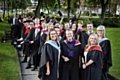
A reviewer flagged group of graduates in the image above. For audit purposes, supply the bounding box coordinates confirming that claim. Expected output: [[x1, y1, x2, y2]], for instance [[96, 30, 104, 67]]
[[9, 13, 112, 80]]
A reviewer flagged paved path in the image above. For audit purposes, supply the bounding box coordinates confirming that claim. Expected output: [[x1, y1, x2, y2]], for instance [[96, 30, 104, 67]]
[[18, 56, 39, 80]]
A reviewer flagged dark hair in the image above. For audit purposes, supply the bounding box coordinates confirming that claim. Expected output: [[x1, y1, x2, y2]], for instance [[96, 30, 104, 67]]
[[87, 22, 93, 25]]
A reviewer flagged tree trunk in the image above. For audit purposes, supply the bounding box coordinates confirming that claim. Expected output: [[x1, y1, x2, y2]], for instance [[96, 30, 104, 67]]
[[35, 0, 42, 18], [7, 0, 10, 19], [68, 0, 71, 20], [44, 0, 49, 15], [114, 4, 117, 17], [101, 5, 106, 20], [108, 0, 111, 17], [100, 0, 109, 21], [3, 0, 6, 18]]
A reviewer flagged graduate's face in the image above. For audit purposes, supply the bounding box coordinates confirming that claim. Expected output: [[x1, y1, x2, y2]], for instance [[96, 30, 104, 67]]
[[77, 23, 82, 29], [65, 23, 70, 29], [34, 18, 40, 24], [48, 24, 53, 30], [87, 24, 93, 31], [97, 30, 104, 36], [42, 22, 46, 28], [50, 31, 57, 41], [66, 30, 73, 40], [55, 28, 60, 36], [89, 35, 97, 45], [24, 23, 29, 28], [72, 24, 77, 31], [29, 22, 34, 28]]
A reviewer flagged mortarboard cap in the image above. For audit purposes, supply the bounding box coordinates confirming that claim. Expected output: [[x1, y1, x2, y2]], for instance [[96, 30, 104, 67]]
[[58, 11, 63, 16]]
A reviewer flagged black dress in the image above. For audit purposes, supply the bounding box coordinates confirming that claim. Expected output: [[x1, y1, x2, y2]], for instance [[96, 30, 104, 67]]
[[60, 40, 82, 80], [38, 40, 61, 80], [99, 37, 112, 80], [81, 46, 103, 80]]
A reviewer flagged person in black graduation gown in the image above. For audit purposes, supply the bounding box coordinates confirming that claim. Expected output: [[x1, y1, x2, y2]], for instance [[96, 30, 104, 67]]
[[38, 21, 48, 55], [76, 22, 95, 50], [97, 25, 112, 80], [25, 18, 41, 71], [54, 26, 63, 41], [61, 22, 71, 41], [81, 33, 103, 80], [71, 23, 78, 39], [60, 29, 82, 80], [76, 29, 89, 49], [38, 29, 61, 80], [21, 20, 34, 63]]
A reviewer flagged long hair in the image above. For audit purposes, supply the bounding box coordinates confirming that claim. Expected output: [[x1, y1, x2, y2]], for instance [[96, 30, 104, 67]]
[[87, 33, 99, 47], [46, 29, 58, 42]]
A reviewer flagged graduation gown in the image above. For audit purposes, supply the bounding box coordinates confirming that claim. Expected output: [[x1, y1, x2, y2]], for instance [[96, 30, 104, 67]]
[[60, 40, 82, 80], [23, 27, 31, 56], [27, 28, 41, 66], [81, 46, 103, 80], [99, 37, 112, 80], [38, 30, 48, 55], [38, 40, 61, 80], [76, 29, 89, 49]]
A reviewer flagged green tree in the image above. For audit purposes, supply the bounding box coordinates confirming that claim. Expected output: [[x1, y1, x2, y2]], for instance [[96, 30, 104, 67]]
[[83, 0, 110, 21]]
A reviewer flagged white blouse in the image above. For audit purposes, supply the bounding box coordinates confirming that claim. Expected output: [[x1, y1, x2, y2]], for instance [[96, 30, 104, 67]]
[[84, 51, 88, 63]]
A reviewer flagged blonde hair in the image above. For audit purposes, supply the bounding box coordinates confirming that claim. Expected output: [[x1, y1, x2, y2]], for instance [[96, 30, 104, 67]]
[[46, 29, 58, 42], [97, 25, 106, 36], [88, 33, 99, 46]]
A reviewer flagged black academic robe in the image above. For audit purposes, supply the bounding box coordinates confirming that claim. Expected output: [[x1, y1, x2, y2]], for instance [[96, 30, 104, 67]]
[[38, 41, 61, 80], [60, 40, 82, 80], [22, 27, 31, 56], [38, 31, 48, 55], [76, 29, 89, 49], [99, 38, 112, 80], [27, 28, 41, 66], [81, 46, 103, 80]]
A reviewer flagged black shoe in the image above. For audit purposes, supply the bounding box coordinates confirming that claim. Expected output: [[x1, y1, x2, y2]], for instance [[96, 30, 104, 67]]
[[26, 64, 31, 69], [31, 67, 37, 71]]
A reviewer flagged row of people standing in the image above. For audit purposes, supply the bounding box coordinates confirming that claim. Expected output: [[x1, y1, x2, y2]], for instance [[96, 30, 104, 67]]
[[9, 15, 112, 80]]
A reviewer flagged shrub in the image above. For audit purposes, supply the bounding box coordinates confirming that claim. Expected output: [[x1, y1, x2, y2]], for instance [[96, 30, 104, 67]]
[[103, 18, 120, 27], [89, 18, 103, 27], [103, 18, 113, 27], [82, 11, 89, 16]]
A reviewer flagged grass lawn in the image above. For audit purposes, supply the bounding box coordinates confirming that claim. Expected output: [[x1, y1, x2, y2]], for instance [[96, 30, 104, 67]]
[[106, 28, 120, 79], [0, 22, 120, 79], [0, 22, 20, 80]]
